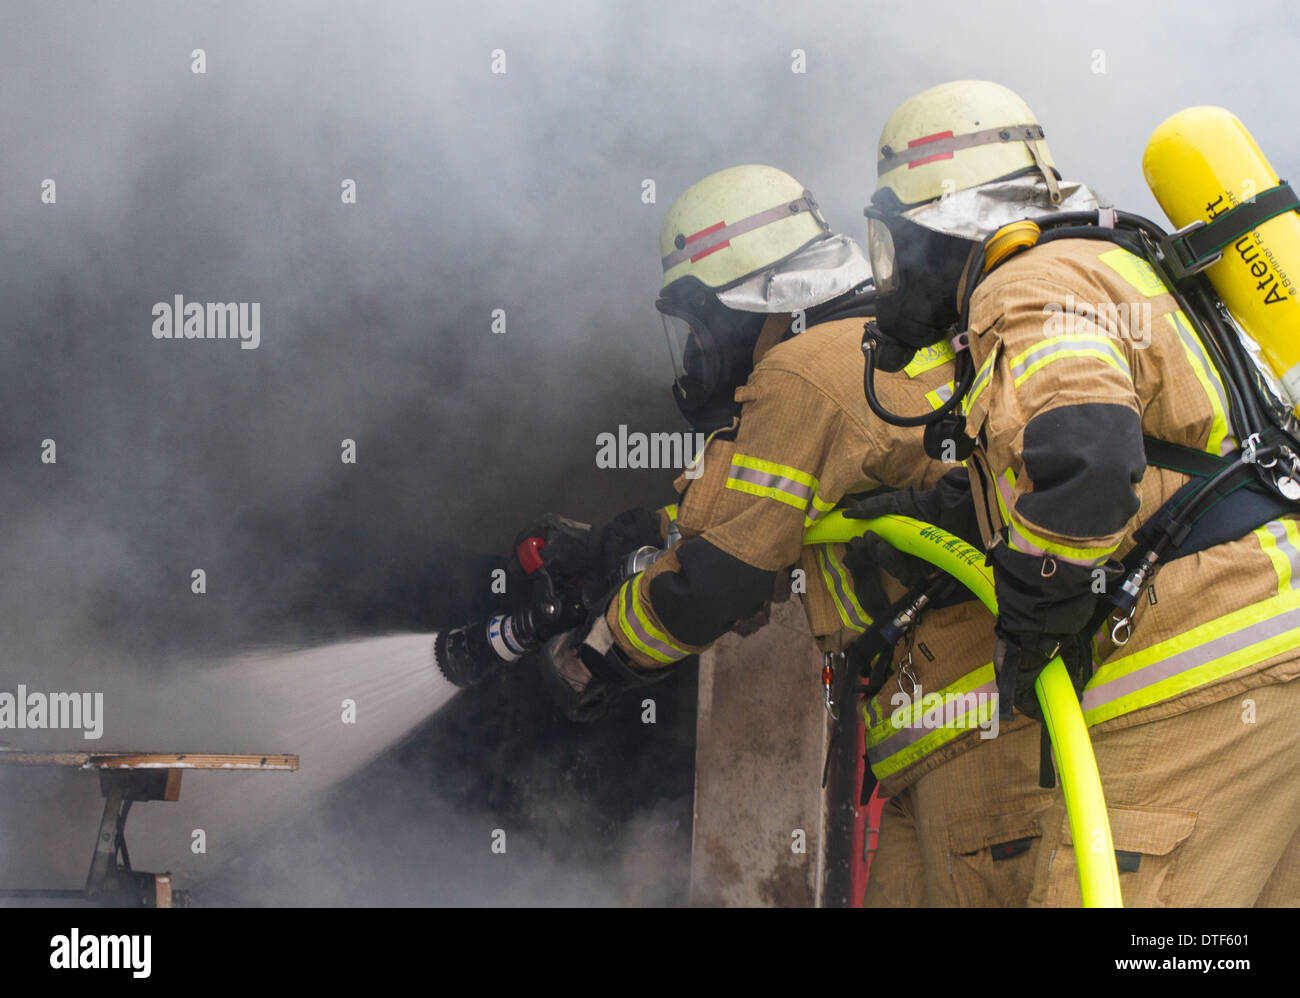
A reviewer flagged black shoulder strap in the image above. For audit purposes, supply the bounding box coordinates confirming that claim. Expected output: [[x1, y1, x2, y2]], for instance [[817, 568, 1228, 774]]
[[1162, 182, 1300, 281], [1142, 435, 1237, 478]]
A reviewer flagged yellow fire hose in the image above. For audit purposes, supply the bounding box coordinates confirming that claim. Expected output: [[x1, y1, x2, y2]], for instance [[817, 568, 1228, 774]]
[[804, 511, 1123, 908]]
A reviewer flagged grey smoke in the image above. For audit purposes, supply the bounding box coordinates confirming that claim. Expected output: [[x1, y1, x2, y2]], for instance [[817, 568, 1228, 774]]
[[1, 0, 1294, 904]]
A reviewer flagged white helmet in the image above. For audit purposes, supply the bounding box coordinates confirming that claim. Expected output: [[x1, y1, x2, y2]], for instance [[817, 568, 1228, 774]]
[[657, 165, 872, 432], [660, 164, 869, 312]]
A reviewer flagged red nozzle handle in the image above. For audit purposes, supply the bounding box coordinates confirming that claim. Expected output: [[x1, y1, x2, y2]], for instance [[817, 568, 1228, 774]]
[[515, 536, 546, 575]]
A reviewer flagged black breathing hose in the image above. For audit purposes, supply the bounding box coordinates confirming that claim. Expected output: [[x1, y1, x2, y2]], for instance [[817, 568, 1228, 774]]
[[861, 328, 974, 428]]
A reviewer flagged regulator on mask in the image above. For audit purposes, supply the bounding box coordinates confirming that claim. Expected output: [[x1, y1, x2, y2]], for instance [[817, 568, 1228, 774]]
[[863, 203, 977, 368], [859, 202, 980, 454]]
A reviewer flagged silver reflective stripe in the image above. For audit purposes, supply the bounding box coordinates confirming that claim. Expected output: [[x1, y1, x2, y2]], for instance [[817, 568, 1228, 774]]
[[1264, 521, 1300, 589], [878, 124, 1045, 173], [621, 581, 686, 662], [931, 382, 955, 404], [821, 547, 870, 631], [661, 196, 816, 272], [865, 678, 998, 764], [994, 470, 1108, 567], [1081, 604, 1300, 714], [1009, 337, 1129, 383], [727, 463, 814, 503], [1169, 312, 1236, 454]]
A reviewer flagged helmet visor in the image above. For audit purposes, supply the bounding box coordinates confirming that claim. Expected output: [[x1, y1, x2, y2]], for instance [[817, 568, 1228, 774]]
[[657, 301, 720, 403], [864, 209, 898, 296]]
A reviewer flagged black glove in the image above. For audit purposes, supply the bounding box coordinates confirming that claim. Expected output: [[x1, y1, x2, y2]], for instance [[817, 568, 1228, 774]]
[[536, 614, 676, 722], [512, 513, 595, 579], [989, 543, 1107, 720], [588, 507, 662, 585], [841, 469, 982, 614], [992, 624, 1092, 721]]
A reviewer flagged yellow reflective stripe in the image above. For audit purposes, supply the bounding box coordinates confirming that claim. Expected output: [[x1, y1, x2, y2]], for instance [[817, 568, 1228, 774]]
[[996, 468, 1115, 566], [816, 545, 871, 632], [925, 381, 956, 410], [663, 503, 679, 523], [725, 476, 806, 512], [1082, 585, 1300, 726], [960, 351, 997, 416], [903, 340, 957, 377], [1008, 335, 1131, 389], [1008, 516, 1115, 565], [726, 453, 833, 526], [860, 663, 998, 778], [1097, 247, 1170, 298], [993, 468, 1013, 523], [730, 453, 817, 489], [1167, 311, 1236, 457], [1254, 520, 1300, 594], [615, 579, 688, 664]]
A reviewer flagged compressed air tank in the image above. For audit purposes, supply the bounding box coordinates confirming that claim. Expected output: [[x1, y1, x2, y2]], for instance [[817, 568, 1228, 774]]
[[1143, 106, 1300, 410]]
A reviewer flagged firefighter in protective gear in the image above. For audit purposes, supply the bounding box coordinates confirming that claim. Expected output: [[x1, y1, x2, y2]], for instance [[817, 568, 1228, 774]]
[[544, 163, 1057, 906], [864, 80, 1300, 906]]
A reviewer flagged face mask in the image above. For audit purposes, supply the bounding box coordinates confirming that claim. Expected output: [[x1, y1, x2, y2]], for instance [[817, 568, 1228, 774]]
[[864, 210, 976, 354], [658, 293, 765, 434]]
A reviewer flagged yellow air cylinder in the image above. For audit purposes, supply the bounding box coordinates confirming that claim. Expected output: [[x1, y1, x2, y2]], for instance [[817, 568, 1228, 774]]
[[1143, 106, 1300, 410]]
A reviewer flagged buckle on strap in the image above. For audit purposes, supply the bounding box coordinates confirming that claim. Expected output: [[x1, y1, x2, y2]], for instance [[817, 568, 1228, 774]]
[[1159, 181, 1300, 282]]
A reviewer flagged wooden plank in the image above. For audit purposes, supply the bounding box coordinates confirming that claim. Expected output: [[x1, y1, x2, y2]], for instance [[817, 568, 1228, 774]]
[[0, 750, 299, 771], [163, 768, 183, 801]]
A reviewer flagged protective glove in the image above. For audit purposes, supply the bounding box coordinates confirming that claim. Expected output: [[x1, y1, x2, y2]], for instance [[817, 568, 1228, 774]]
[[989, 543, 1107, 720], [841, 469, 982, 614], [512, 513, 595, 580], [992, 624, 1092, 721], [588, 507, 662, 586], [536, 614, 677, 722]]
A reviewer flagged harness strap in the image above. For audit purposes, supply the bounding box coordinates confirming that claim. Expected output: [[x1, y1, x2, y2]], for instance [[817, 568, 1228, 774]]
[[1160, 182, 1300, 280]]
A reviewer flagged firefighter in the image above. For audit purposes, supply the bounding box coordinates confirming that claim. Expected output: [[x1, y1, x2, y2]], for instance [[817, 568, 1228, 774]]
[[855, 80, 1300, 906], [540, 164, 1056, 906]]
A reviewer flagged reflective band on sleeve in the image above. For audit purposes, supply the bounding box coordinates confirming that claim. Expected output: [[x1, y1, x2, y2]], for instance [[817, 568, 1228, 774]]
[[615, 579, 691, 665], [995, 468, 1115, 567], [1255, 520, 1300, 594], [1008, 335, 1131, 389], [1167, 311, 1237, 457], [961, 351, 997, 416], [660, 196, 817, 272], [1097, 248, 1170, 298], [815, 544, 871, 632], [860, 663, 998, 778], [725, 453, 834, 526], [1082, 585, 1300, 725], [903, 340, 957, 378], [925, 381, 956, 410], [664, 504, 679, 524]]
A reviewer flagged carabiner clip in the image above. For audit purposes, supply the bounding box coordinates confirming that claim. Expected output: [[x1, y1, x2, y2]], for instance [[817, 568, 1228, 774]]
[[1110, 613, 1132, 646], [1242, 433, 1263, 465], [896, 650, 919, 699]]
